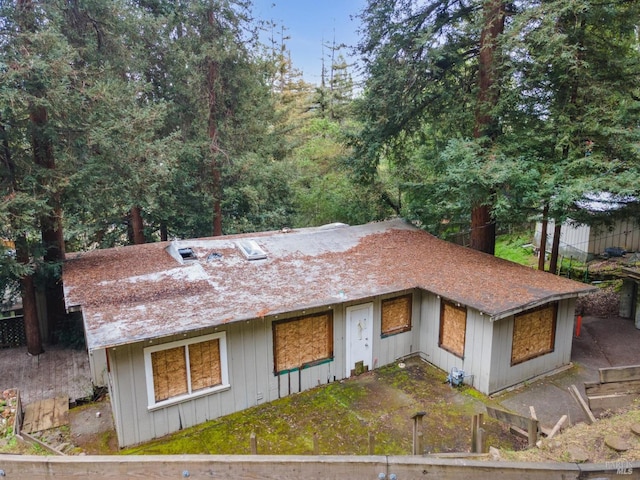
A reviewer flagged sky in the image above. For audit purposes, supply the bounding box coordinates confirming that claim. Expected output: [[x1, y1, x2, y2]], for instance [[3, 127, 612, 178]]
[[251, 0, 367, 85]]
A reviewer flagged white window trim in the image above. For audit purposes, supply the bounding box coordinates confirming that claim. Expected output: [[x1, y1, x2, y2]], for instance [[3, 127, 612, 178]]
[[144, 332, 229, 411]]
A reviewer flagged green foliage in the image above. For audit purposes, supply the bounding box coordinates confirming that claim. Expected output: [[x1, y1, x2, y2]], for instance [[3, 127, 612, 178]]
[[53, 314, 86, 350], [354, 0, 640, 243], [290, 117, 392, 227]]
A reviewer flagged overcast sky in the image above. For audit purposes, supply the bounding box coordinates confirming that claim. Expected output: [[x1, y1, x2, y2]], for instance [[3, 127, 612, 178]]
[[251, 0, 367, 85]]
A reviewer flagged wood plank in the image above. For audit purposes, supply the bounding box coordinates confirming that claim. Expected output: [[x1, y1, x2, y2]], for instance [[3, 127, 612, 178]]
[[53, 396, 69, 428], [17, 431, 66, 455], [21, 397, 69, 433], [599, 365, 640, 383], [485, 406, 537, 433], [509, 425, 529, 439], [568, 385, 596, 424], [0, 453, 595, 480], [588, 393, 637, 411], [21, 403, 37, 434], [585, 379, 640, 396], [38, 398, 56, 432], [546, 415, 567, 440]]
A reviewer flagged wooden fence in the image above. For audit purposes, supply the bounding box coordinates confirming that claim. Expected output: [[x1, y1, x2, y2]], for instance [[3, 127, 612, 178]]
[[0, 454, 637, 479]]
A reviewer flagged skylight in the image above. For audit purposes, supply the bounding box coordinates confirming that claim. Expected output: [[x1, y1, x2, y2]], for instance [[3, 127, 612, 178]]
[[236, 240, 267, 260], [178, 248, 197, 261]]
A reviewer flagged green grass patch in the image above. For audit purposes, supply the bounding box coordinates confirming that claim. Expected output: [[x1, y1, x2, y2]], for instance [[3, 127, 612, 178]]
[[495, 232, 538, 267]]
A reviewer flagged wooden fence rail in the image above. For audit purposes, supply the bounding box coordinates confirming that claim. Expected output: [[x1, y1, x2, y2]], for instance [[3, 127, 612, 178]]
[[0, 455, 636, 479]]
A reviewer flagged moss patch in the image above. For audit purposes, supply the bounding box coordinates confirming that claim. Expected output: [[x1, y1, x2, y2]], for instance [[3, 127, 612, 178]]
[[123, 358, 521, 456]]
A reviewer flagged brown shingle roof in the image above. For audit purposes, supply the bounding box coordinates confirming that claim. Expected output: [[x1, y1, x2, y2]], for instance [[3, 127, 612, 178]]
[[63, 219, 594, 350]]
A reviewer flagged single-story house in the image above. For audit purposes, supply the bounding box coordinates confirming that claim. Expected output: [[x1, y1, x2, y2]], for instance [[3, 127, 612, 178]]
[[62, 219, 594, 447], [535, 193, 640, 263]]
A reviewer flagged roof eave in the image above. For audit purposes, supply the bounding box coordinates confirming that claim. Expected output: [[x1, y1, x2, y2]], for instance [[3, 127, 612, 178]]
[[488, 288, 597, 322]]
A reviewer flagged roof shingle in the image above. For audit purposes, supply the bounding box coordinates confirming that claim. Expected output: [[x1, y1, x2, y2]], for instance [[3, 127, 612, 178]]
[[63, 219, 594, 350]]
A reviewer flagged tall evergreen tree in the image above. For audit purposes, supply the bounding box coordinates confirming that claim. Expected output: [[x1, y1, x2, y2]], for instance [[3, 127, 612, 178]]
[[354, 0, 504, 249], [499, 0, 640, 269], [1, 0, 81, 351], [354, 0, 640, 255]]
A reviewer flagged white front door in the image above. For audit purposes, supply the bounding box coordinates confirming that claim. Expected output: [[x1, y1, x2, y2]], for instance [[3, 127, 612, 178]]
[[345, 303, 374, 377]]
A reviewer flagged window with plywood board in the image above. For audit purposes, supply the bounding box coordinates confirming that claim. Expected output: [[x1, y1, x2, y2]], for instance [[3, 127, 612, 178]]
[[381, 294, 412, 337], [273, 312, 333, 374], [439, 300, 467, 358], [511, 303, 557, 365], [144, 332, 229, 409]]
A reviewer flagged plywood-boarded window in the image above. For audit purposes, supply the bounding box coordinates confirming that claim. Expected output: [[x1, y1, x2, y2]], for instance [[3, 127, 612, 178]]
[[189, 338, 222, 392], [511, 303, 557, 365], [151, 346, 188, 402], [439, 300, 467, 358], [273, 312, 333, 374], [381, 294, 412, 336], [144, 332, 228, 408]]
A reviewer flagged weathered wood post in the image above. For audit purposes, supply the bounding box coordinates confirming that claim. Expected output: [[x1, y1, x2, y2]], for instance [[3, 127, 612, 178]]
[[471, 415, 477, 452], [476, 413, 486, 453], [471, 413, 486, 453], [313, 432, 319, 455], [250, 432, 258, 454], [471, 413, 487, 453], [527, 417, 539, 449], [412, 411, 426, 455], [368, 432, 375, 455]]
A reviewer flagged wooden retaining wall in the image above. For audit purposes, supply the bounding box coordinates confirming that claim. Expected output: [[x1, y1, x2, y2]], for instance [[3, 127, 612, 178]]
[[0, 455, 637, 479], [585, 365, 640, 411]]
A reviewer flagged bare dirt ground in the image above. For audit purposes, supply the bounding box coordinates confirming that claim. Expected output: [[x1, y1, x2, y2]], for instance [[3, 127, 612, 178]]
[[32, 397, 118, 455]]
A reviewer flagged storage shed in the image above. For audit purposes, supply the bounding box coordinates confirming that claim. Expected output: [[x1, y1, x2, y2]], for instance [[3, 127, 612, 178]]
[[62, 219, 594, 447], [535, 193, 640, 262]]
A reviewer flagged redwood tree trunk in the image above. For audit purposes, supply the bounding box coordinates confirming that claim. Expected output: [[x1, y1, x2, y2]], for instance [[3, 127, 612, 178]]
[[549, 223, 562, 275], [31, 104, 67, 341], [130, 206, 146, 244], [212, 163, 223, 236], [16, 235, 43, 356], [41, 208, 66, 343], [470, 0, 505, 255], [160, 223, 168, 242], [538, 205, 549, 271], [469, 204, 496, 253], [473, 0, 505, 140]]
